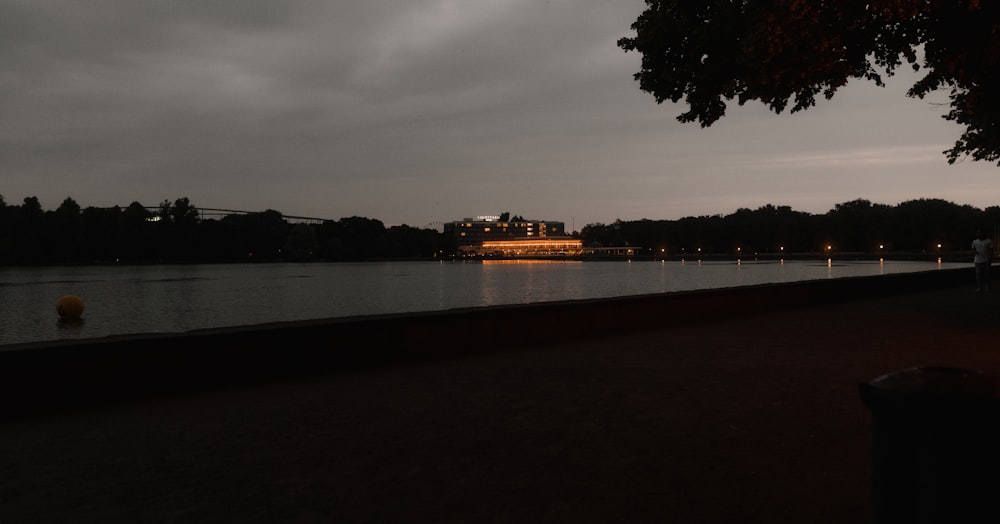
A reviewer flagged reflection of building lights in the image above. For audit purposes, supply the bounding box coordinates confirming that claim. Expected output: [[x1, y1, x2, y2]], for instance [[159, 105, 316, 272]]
[[482, 259, 582, 265]]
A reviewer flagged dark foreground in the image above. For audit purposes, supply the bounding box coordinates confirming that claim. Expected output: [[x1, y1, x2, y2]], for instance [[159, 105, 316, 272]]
[[2, 269, 999, 523]]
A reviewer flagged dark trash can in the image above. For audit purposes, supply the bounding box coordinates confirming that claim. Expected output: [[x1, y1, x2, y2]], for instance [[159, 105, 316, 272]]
[[860, 367, 1000, 523]]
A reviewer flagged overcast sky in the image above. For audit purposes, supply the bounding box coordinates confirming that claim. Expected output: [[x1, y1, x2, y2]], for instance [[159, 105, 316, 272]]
[[3, 0, 997, 231]]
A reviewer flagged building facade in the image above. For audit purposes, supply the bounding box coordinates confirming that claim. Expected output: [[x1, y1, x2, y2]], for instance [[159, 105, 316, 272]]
[[443, 216, 568, 246]]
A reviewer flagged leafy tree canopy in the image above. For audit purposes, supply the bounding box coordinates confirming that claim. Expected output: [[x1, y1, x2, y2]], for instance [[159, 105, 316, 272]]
[[618, 0, 1000, 164]]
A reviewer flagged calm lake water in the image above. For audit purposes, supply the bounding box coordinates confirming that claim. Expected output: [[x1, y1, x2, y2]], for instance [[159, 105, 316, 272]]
[[0, 259, 967, 347]]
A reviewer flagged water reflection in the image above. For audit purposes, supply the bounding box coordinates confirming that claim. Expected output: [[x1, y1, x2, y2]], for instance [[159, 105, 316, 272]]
[[56, 318, 85, 331], [480, 259, 580, 265], [0, 259, 969, 346]]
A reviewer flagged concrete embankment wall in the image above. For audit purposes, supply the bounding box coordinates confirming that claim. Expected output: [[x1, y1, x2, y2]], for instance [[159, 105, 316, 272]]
[[0, 267, 974, 417]]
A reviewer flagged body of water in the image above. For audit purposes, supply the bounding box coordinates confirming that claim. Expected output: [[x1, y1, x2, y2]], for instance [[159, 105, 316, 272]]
[[0, 259, 968, 347]]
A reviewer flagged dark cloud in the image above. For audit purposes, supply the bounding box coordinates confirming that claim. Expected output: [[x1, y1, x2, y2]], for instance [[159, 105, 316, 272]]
[[1, 0, 996, 228]]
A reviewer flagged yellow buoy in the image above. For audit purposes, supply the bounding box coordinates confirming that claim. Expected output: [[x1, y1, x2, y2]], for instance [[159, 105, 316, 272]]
[[56, 295, 85, 322]]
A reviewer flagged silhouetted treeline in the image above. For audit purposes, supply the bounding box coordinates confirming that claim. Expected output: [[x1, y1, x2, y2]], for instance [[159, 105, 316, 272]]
[[2, 195, 997, 265], [580, 199, 1000, 258], [0, 196, 453, 265]]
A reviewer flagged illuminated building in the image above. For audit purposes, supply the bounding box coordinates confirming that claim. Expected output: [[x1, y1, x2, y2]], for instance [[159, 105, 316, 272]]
[[459, 238, 584, 257], [445, 215, 639, 258], [444, 215, 575, 258], [443, 216, 567, 246]]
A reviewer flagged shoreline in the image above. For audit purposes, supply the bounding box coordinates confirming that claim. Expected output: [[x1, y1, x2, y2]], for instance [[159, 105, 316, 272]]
[[2, 266, 973, 353], [0, 253, 971, 267], [2, 266, 999, 522], [0, 266, 976, 418]]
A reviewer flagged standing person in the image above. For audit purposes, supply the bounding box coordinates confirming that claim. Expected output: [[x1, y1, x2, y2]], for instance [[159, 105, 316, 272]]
[[972, 229, 994, 292]]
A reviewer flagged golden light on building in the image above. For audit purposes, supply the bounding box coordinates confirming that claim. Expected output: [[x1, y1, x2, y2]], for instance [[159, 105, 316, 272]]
[[457, 235, 642, 258], [481, 240, 582, 249], [460, 238, 584, 257]]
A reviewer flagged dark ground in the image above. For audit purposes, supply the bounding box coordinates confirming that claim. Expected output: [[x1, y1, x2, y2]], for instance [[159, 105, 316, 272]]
[[2, 280, 1000, 523]]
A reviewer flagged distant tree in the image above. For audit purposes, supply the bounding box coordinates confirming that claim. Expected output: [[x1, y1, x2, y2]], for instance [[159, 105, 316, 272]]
[[0, 195, 10, 263], [619, 1, 1000, 164], [220, 210, 288, 260], [55, 197, 81, 216], [152, 197, 201, 261], [157, 199, 172, 222], [121, 201, 155, 262], [14, 197, 45, 264], [51, 197, 83, 262], [283, 223, 319, 261], [170, 197, 200, 228], [193, 218, 231, 262], [984, 206, 1000, 234], [722, 204, 815, 254], [384, 224, 443, 258], [889, 198, 979, 251], [580, 223, 608, 247], [21, 196, 42, 216], [316, 217, 387, 260], [823, 199, 893, 252], [80, 205, 121, 263], [0, 195, 451, 265], [124, 201, 152, 222]]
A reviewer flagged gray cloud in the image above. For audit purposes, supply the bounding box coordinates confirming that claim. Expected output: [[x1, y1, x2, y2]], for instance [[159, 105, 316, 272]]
[[1, 0, 996, 229]]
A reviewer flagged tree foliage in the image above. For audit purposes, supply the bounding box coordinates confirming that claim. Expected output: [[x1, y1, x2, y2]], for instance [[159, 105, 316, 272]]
[[0, 196, 446, 265], [618, 0, 1000, 164], [581, 198, 991, 256]]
